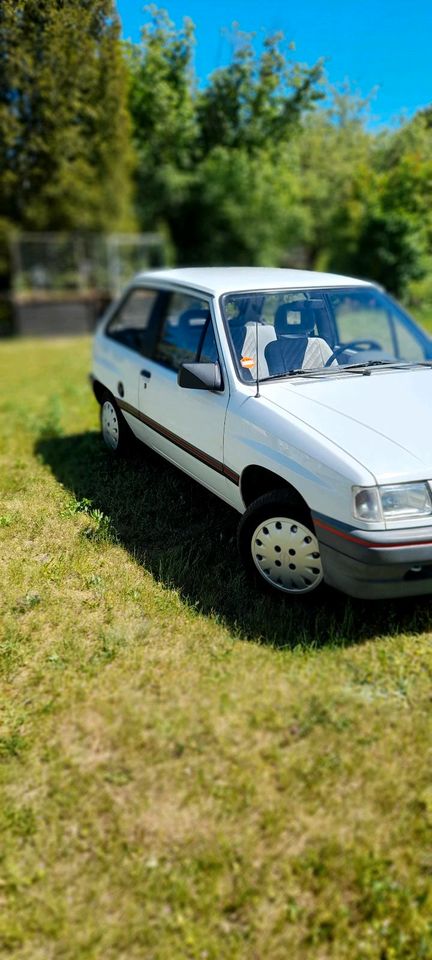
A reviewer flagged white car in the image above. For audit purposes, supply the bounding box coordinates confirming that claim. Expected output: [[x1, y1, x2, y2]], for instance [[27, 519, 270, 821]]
[[91, 267, 432, 600]]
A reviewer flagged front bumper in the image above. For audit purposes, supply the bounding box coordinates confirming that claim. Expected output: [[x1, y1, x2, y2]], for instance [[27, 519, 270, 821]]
[[313, 514, 432, 599]]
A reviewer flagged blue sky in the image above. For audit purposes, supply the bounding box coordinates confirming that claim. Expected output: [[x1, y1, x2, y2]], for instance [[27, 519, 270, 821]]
[[117, 0, 432, 127]]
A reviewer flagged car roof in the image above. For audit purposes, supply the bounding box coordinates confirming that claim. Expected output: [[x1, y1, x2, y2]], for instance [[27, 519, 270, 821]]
[[134, 266, 374, 297]]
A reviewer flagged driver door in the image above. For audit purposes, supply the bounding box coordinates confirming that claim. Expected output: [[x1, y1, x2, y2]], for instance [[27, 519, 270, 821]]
[[134, 289, 232, 501]]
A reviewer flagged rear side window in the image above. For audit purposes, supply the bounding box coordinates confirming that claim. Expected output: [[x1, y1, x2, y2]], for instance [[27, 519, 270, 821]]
[[154, 292, 211, 371], [106, 287, 158, 355]]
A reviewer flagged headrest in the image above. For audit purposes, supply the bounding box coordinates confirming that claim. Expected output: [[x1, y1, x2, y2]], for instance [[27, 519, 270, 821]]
[[274, 298, 325, 337], [275, 300, 316, 337]]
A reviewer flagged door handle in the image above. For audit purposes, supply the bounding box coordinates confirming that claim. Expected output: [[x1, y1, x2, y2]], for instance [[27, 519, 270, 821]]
[[140, 369, 151, 379]]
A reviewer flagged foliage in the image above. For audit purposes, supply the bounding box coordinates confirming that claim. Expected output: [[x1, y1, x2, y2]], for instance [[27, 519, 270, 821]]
[[196, 29, 323, 155], [2, 2, 432, 301], [168, 145, 307, 265], [321, 113, 432, 298], [344, 209, 425, 297], [127, 7, 197, 232], [128, 11, 432, 299], [295, 86, 374, 269], [0, 0, 135, 235], [129, 9, 324, 264]]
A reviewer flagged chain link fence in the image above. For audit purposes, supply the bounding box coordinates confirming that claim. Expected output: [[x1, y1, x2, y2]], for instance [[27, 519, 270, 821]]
[[9, 232, 165, 335]]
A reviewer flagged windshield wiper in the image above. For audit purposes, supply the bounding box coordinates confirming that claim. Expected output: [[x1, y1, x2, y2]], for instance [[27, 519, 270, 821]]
[[260, 368, 333, 382], [259, 358, 432, 383], [260, 364, 372, 382], [342, 359, 408, 370], [340, 359, 432, 374], [407, 360, 432, 367]]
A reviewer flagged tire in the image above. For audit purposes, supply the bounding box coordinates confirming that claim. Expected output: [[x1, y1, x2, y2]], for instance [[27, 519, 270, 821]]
[[237, 491, 324, 597], [100, 393, 135, 457]]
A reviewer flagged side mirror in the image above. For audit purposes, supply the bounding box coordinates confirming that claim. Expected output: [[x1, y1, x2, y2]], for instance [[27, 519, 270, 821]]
[[177, 362, 222, 391]]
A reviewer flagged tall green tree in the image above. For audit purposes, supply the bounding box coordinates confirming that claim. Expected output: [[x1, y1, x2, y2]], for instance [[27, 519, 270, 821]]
[[322, 112, 432, 298], [127, 7, 197, 235], [196, 29, 323, 155], [129, 9, 323, 264], [296, 85, 373, 269], [0, 0, 135, 234]]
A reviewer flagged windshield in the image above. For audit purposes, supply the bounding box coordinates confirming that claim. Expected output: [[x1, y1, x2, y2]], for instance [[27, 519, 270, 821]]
[[221, 286, 430, 382]]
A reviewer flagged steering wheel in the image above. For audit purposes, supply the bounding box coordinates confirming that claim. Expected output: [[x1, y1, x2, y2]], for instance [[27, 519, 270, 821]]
[[324, 338, 382, 367]]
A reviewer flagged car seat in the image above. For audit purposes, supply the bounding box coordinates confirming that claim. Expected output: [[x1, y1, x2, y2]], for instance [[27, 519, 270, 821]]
[[229, 315, 277, 380], [265, 301, 335, 375]]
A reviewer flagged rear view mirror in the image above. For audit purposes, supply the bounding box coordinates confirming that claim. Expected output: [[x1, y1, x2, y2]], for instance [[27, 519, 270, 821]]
[[177, 362, 222, 390]]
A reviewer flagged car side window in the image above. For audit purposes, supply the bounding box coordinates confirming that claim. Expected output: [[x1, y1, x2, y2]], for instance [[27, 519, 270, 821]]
[[393, 316, 425, 361], [154, 292, 211, 371], [106, 287, 159, 355]]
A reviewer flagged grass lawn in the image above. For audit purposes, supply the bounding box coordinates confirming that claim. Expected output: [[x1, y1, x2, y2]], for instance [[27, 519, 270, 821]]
[[2, 335, 432, 959]]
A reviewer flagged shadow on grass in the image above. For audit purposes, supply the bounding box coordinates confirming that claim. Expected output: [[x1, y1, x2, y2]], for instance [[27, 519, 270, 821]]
[[36, 431, 432, 650]]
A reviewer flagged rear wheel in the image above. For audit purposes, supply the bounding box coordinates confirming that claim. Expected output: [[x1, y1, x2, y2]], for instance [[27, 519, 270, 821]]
[[238, 491, 324, 597], [100, 394, 134, 456]]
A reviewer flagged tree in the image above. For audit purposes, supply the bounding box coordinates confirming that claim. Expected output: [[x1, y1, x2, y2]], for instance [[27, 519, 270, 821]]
[[322, 111, 432, 298], [128, 9, 323, 264], [127, 7, 197, 236], [295, 85, 374, 269], [196, 29, 323, 155], [347, 210, 425, 296], [172, 145, 307, 265], [0, 0, 135, 234]]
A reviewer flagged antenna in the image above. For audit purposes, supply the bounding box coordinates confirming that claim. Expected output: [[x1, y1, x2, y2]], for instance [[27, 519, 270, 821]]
[[255, 319, 260, 398]]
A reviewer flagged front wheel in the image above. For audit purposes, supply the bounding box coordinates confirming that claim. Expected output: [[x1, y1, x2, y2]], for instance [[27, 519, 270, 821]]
[[237, 492, 324, 597]]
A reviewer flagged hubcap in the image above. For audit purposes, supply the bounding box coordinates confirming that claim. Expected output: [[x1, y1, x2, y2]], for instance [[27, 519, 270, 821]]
[[251, 516, 323, 594], [101, 401, 119, 450]]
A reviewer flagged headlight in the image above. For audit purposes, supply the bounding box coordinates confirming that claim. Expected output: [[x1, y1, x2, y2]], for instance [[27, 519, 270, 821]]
[[353, 483, 432, 522], [380, 483, 432, 519]]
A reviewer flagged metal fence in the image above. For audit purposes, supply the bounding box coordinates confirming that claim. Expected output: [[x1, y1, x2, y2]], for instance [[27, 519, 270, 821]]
[[11, 232, 164, 299], [9, 231, 165, 335]]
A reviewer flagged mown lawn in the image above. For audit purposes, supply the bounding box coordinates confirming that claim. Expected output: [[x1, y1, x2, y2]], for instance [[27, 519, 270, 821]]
[[2, 335, 432, 959]]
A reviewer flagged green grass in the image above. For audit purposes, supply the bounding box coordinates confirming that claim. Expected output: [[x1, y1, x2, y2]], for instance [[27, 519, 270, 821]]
[[2, 336, 432, 958]]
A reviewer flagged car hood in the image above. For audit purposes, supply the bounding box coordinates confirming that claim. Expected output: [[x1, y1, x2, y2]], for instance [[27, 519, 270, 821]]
[[261, 367, 432, 484]]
